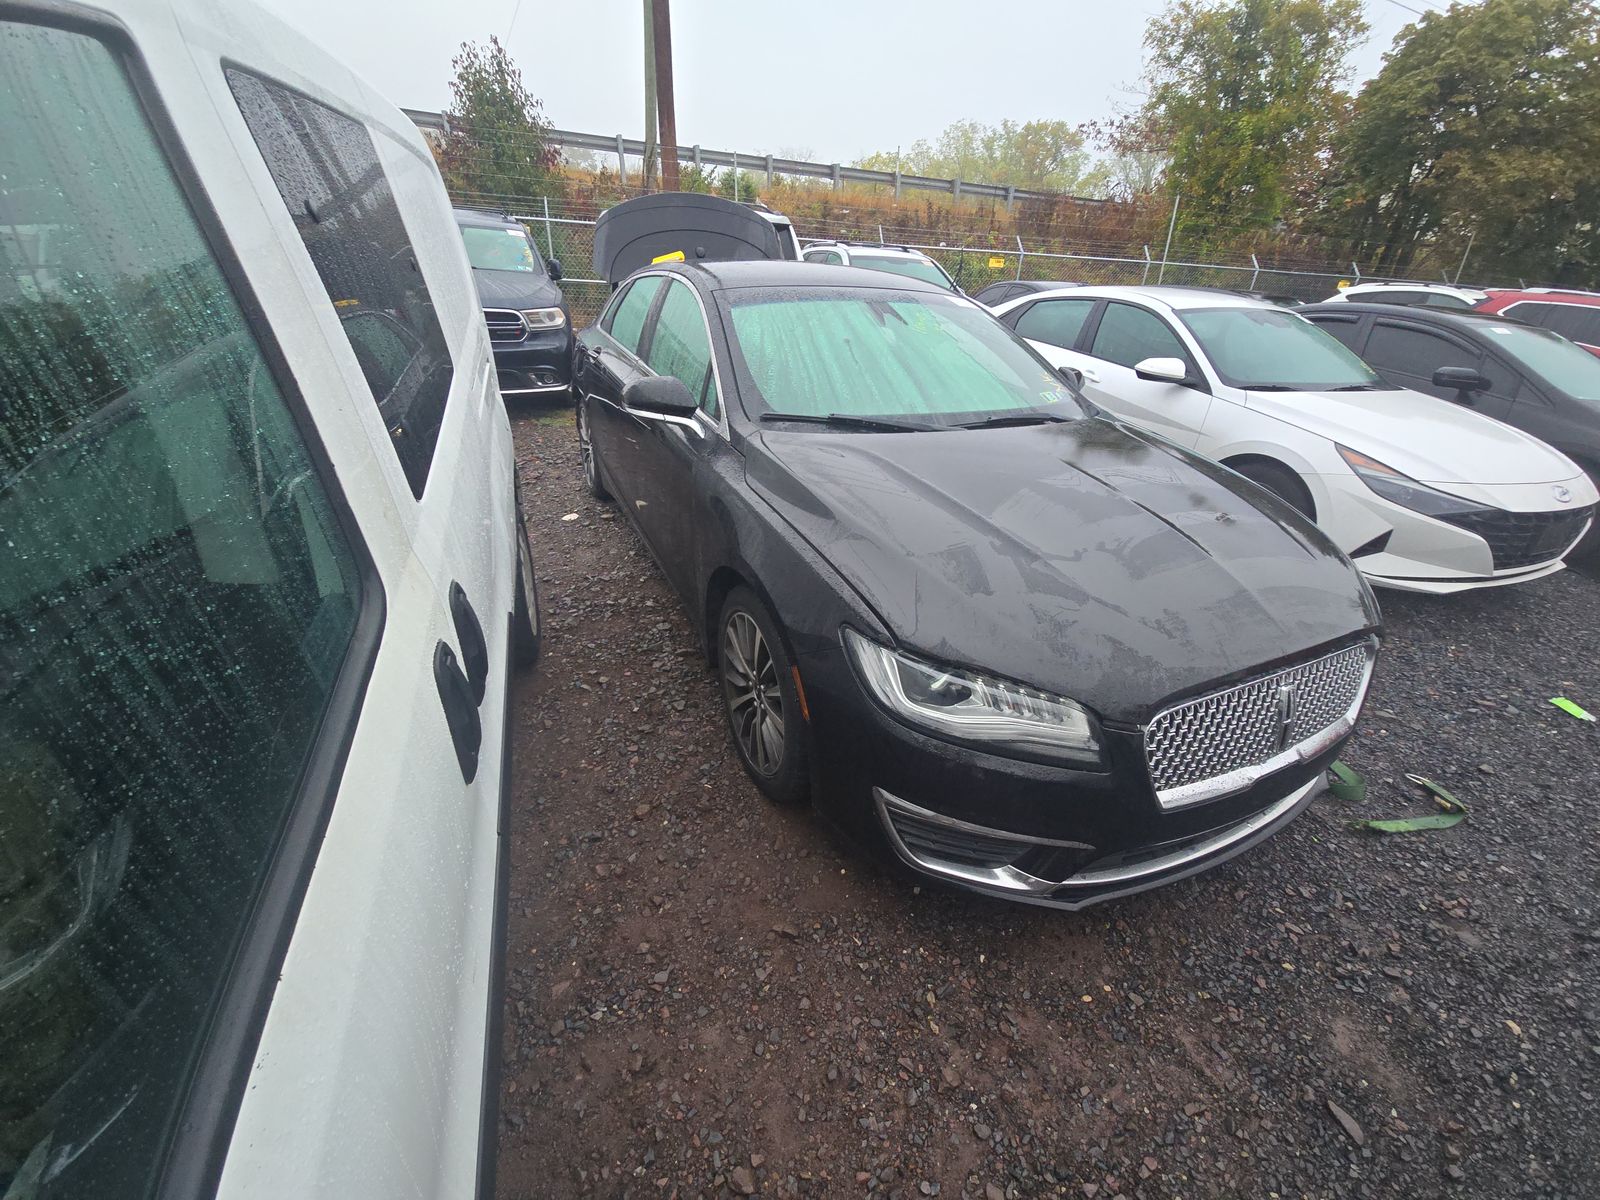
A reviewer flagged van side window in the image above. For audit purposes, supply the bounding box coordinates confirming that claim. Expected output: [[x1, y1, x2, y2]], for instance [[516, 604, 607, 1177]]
[[605, 275, 665, 354], [0, 22, 364, 1194], [226, 69, 454, 499]]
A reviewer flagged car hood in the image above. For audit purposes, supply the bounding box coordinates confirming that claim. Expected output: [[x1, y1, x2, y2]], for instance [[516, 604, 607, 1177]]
[[746, 420, 1377, 723], [470, 268, 563, 312], [1244, 387, 1579, 485]]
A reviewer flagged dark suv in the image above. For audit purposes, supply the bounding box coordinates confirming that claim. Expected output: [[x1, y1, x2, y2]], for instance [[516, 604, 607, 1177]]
[[453, 206, 573, 399], [1303, 301, 1600, 556]]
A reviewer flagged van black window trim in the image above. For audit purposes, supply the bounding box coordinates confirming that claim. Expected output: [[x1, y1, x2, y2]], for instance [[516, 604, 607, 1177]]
[[0, 10, 386, 1198]]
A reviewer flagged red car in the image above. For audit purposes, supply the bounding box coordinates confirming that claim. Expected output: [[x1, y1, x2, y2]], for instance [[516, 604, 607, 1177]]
[[1476, 289, 1600, 358]]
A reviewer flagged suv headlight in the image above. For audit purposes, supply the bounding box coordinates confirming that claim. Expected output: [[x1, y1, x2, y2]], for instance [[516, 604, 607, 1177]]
[[842, 628, 1103, 767], [1337, 445, 1491, 518], [520, 307, 567, 330]]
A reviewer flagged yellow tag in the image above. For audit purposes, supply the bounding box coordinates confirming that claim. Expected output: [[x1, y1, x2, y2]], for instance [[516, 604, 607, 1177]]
[[987, 256, 1006, 269], [651, 249, 686, 264], [333, 297, 360, 308], [1335, 279, 1351, 290]]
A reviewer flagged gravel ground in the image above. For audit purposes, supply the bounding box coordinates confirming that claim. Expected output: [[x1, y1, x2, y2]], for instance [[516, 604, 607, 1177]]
[[496, 404, 1600, 1200]]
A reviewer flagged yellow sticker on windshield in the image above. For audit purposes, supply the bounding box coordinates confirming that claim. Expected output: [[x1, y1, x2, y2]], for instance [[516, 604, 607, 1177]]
[[651, 250, 686, 264]]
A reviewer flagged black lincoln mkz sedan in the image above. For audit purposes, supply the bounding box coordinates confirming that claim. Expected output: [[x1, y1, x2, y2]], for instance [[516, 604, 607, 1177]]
[[574, 260, 1382, 908]]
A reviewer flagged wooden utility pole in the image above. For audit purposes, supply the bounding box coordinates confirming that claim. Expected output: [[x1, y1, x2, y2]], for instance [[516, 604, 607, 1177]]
[[651, 0, 679, 191], [641, 0, 658, 189]]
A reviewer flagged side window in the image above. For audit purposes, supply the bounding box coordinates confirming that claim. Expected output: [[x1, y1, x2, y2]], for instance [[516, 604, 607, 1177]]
[[605, 275, 665, 354], [646, 280, 718, 417], [1013, 298, 1097, 350], [1545, 305, 1600, 346], [804, 250, 843, 265], [1423, 293, 1473, 309], [1367, 291, 1427, 306], [1309, 316, 1366, 353], [1502, 301, 1551, 326], [1364, 323, 1475, 374], [1, 22, 363, 1195], [1477, 354, 1522, 402], [1090, 302, 1190, 370], [226, 70, 453, 500]]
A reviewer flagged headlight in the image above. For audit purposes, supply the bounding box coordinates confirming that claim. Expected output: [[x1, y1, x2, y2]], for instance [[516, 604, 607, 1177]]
[[520, 307, 567, 330], [1336, 445, 1490, 518], [841, 628, 1103, 767]]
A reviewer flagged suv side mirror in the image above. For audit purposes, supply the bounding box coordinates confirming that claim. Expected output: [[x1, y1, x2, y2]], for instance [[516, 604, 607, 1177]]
[[1432, 365, 1489, 395], [1134, 356, 1189, 384], [623, 375, 698, 417], [547, 257, 564, 282]]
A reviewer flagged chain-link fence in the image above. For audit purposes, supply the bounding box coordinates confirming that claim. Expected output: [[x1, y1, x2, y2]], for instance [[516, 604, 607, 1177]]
[[490, 197, 1452, 326]]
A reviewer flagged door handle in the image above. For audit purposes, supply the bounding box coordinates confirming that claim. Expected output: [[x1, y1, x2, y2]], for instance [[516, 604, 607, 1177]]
[[449, 581, 489, 705], [433, 641, 482, 783], [1080, 368, 1100, 383]]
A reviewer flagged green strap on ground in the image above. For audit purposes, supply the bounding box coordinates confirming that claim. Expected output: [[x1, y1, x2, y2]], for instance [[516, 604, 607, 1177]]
[[1326, 760, 1365, 803], [1550, 697, 1595, 722], [1349, 772, 1469, 834]]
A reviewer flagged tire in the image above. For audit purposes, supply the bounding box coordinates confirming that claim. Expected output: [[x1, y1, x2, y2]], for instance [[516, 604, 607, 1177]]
[[717, 587, 809, 805], [1231, 459, 1315, 521], [512, 505, 541, 670], [577, 395, 611, 501]]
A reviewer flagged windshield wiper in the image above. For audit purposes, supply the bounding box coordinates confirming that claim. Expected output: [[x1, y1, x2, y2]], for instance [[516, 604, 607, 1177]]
[[758, 412, 940, 432], [1242, 384, 1300, 391], [954, 412, 1072, 429], [1327, 383, 1385, 391]]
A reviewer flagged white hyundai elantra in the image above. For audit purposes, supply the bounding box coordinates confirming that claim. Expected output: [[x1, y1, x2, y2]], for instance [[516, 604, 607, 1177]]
[[993, 286, 1597, 593]]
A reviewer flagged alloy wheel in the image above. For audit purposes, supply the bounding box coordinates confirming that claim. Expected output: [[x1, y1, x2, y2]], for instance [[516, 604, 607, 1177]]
[[722, 610, 785, 776], [578, 400, 596, 489]]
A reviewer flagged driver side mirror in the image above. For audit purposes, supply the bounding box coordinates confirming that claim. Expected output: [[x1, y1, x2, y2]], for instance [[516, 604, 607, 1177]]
[[1058, 365, 1085, 389], [1432, 365, 1489, 395], [1134, 356, 1190, 385], [623, 375, 698, 417], [547, 257, 564, 282]]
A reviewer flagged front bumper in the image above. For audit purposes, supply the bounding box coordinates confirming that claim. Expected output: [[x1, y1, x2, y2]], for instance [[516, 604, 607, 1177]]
[[491, 327, 574, 396], [1318, 472, 1593, 592], [798, 637, 1363, 910], [876, 775, 1319, 910]]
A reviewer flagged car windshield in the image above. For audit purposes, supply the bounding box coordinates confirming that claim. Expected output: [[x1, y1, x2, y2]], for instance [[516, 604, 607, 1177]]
[[1181, 307, 1390, 390], [1481, 322, 1600, 401], [459, 223, 545, 274], [849, 254, 955, 290], [725, 288, 1086, 425]]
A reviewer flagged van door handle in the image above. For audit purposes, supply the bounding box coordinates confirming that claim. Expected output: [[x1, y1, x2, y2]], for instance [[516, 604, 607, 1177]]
[[449, 581, 489, 705], [434, 641, 482, 783]]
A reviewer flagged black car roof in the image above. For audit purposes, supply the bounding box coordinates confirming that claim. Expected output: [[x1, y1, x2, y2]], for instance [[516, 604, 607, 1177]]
[[1301, 302, 1524, 329], [669, 259, 951, 294], [453, 207, 523, 230]]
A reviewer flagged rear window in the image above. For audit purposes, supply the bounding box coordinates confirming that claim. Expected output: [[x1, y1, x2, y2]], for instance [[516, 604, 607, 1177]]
[[848, 254, 955, 290], [2, 22, 364, 1195], [227, 69, 454, 499]]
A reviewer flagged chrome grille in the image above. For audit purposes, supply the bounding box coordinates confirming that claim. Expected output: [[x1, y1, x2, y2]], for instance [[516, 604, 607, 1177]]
[[483, 308, 526, 343], [1144, 642, 1374, 809]]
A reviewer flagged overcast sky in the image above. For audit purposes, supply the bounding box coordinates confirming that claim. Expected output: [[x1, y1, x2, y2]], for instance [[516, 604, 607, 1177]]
[[253, 0, 1432, 164]]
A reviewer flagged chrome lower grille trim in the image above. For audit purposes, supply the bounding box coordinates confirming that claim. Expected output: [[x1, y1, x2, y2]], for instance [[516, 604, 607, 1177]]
[[1144, 639, 1375, 810], [874, 779, 1316, 900]]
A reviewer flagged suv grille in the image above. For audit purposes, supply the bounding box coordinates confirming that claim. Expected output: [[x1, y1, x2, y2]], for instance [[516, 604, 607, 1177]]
[[483, 308, 526, 343], [1144, 642, 1374, 809], [1440, 505, 1592, 570]]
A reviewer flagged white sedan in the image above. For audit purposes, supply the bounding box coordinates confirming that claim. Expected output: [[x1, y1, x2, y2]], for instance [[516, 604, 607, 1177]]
[[993, 286, 1597, 593]]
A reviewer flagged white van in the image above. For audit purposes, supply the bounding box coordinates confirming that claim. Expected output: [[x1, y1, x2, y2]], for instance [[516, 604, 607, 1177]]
[[0, 2, 537, 1197]]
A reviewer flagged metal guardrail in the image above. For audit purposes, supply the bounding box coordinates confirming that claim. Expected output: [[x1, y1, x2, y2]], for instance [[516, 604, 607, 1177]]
[[405, 109, 1106, 209]]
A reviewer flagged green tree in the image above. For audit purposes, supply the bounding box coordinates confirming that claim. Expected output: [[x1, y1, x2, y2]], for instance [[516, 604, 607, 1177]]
[[439, 37, 558, 203], [1133, 0, 1366, 243], [856, 119, 1108, 195], [718, 169, 759, 203], [1331, 0, 1600, 281]]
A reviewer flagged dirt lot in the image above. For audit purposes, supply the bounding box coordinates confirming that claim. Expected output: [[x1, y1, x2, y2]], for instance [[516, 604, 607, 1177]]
[[495, 404, 1600, 1200]]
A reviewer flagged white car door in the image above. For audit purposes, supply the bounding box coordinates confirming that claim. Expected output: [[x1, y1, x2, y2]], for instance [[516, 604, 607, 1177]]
[[1074, 301, 1214, 448]]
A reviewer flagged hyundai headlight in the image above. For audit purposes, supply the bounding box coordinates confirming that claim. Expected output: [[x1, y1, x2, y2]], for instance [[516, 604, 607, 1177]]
[[842, 628, 1103, 767], [520, 307, 567, 330], [1337, 445, 1491, 518]]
